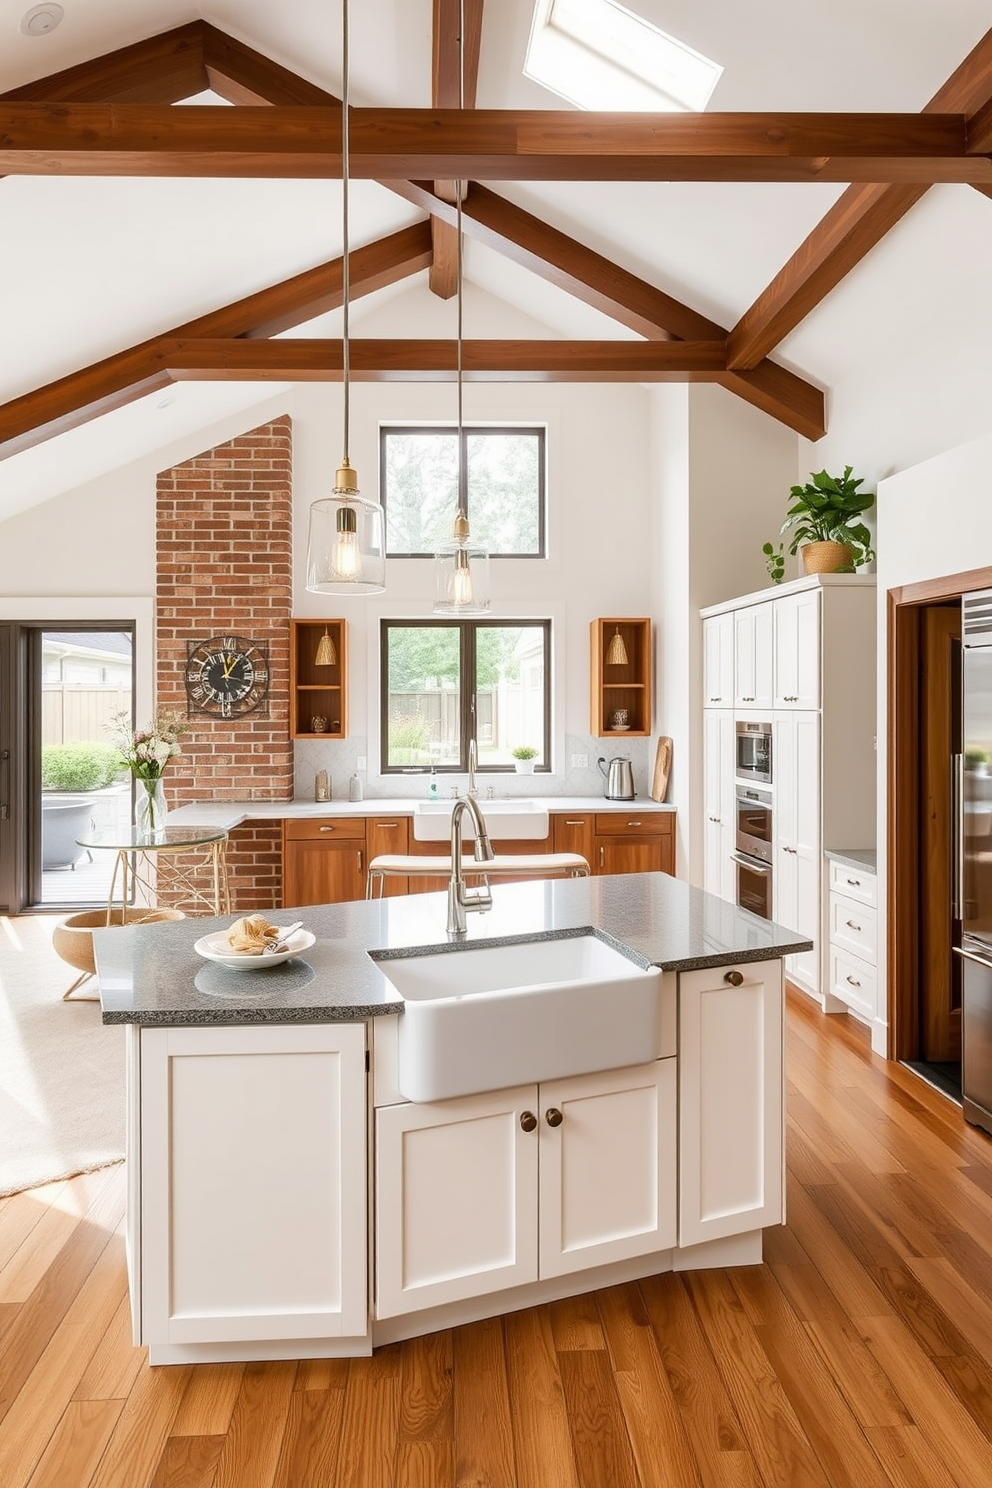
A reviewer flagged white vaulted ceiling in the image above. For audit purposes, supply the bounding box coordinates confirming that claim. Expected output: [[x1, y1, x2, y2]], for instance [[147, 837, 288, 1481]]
[[2, 0, 992, 515]]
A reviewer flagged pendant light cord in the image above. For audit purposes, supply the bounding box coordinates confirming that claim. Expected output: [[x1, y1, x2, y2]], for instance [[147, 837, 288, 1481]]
[[342, 0, 351, 465], [456, 0, 465, 519]]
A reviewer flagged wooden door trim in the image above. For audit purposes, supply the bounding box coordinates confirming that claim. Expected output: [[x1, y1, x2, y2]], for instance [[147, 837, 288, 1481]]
[[888, 562, 992, 1060]]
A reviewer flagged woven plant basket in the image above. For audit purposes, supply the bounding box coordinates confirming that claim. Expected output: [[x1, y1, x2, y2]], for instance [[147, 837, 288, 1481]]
[[801, 540, 854, 575], [53, 906, 185, 976]]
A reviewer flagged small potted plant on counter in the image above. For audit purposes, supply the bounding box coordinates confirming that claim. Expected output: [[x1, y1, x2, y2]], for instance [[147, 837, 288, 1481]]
[[511, 745, 538, 774], [763, 465, 875, 581]]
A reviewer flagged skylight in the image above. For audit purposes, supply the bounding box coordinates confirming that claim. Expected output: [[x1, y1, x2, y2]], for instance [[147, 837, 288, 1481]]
[[524, 0, 723, 112]]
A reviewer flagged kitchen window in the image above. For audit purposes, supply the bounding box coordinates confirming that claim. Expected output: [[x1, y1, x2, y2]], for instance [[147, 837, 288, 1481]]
[[380, 619, 551, 774], [380, 427, 546, 558]]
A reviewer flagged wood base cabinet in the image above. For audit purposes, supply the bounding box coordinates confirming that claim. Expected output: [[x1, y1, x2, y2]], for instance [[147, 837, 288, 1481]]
[[554, 811, 675, 877], [283, 817, 366, 907], [137, 1023, 368, 1353], [678, 960, 784, 1247], [375, 1059, 677, 1320]]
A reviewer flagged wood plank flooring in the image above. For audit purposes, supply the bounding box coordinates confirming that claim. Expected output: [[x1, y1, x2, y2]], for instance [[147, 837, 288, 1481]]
[[4, 988, 992, 1487]]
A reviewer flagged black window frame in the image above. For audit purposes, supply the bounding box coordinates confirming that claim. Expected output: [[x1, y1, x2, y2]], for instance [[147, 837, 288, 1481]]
[[379, 617, 552, 775], [379, 425, 547, 559]]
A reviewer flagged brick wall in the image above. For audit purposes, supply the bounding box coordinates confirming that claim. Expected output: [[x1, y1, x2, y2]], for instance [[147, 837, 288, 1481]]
[[155, 416, 293, 909]]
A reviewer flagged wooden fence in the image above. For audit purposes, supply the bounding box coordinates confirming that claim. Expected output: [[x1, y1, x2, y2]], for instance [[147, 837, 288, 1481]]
[[41, 687, 132, 746]]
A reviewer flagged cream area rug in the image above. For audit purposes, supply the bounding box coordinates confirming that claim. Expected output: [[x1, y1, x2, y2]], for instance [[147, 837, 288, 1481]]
[[0, 915, 124, 1197]]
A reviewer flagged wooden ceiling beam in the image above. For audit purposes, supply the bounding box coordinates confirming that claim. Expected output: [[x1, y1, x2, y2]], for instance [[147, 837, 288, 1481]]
[[430, 0, 484, 299], [0, 104, 986, 183], [728, 25, 992, 369], [199, 22, 339, 107], [0, 22, 207, 104], [0, 226, 433, 459]]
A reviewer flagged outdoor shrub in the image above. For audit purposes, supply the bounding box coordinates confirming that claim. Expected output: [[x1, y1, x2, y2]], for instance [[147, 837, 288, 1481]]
[[42, 742, 123, 792]]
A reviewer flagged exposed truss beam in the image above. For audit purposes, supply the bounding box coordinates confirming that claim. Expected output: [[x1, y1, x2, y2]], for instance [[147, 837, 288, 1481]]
[[0, 226, 434, 459], [727, 25, 992, 369], [1, 22, 207, 104], [0, 104, 986, 184], [430, 0, 484, 299]]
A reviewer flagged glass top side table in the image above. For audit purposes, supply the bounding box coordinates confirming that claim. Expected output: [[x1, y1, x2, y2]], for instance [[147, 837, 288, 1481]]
[[76, 825, 232, 921]]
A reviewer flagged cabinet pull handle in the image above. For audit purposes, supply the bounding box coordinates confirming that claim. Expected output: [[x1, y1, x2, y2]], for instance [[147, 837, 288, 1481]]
[[846, 974, 862, 988], [724, 969, 744, 987], [358, 851, 364, 874], [564, 819, 586, 826], [376, 822, 399, 829], [545, 1107, 563, 1128], [520, 1111, 537, 1133], [319, 825, 336, 833], [846, 877, 861, 887], [599, 846, 605, 869], [626, 820, 642, 827], [709, 695, 721, 702], [846, 919, 861, 931]]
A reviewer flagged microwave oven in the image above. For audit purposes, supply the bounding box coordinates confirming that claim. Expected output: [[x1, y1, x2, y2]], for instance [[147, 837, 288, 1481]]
[[736, 721, 772, 784]]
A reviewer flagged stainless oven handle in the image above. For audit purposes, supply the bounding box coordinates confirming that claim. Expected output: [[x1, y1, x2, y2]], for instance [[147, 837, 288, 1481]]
[[731, 852, 772, 876], [953, 944, 992, 972]]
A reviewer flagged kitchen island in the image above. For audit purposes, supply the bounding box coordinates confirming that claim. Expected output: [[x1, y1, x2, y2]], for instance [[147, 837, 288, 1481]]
[[96, 871, 811, 1365]]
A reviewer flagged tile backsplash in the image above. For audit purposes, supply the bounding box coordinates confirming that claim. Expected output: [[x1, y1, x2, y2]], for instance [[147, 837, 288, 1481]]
[[294, 734, 657, 803]]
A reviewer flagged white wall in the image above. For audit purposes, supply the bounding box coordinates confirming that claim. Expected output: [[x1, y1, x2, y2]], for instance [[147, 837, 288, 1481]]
[[649, 383, 799, 881]]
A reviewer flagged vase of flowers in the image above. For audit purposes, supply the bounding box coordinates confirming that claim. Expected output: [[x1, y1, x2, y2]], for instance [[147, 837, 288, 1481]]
[[110, 710, 188, 840]]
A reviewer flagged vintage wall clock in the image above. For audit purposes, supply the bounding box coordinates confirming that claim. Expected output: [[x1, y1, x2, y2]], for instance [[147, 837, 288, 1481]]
[[184, 635, 270, 719]]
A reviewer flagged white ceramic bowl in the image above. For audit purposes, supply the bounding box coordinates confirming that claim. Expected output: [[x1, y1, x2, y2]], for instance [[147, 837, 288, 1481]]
[[193, 927, 316, 972]]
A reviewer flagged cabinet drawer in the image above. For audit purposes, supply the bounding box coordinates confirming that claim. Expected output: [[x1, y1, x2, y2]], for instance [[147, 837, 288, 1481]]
[[829, 946, 876, 1021], [828, 859, 876, 908], [829, 893, 876, 964], [594, 813, 671, 837], [284, 816, 366, 842]]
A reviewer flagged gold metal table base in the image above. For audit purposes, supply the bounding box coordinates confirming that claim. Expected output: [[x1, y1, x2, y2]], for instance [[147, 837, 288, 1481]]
[[106, 838, 231, 919]]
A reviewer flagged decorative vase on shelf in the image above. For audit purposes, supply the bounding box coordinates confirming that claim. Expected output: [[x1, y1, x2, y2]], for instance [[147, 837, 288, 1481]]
[[135, 777, 168, 839]]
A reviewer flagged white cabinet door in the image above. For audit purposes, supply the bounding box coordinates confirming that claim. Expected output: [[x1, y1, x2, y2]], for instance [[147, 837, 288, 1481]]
[[703, 613, 734, 707], [774, 711, 821, 992], [703, 709, 736, 903], [734, 603, 774, 710], [538, 1061, 677, 1279], [141, 1023, 368, 1345], [375, 1085, 539, 1319], [774, 589, 821, 708], [678, 961, 784, 1247]]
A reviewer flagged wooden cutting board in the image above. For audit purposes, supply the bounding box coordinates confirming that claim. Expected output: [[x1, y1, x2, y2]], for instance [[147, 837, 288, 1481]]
[[649, 736, 672, 802]]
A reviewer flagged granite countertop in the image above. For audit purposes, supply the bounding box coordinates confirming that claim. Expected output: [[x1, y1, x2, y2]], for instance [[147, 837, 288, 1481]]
[[167, 796, 675, 831], [824, 847, 877, 874], [95, 872, 812, 1028]]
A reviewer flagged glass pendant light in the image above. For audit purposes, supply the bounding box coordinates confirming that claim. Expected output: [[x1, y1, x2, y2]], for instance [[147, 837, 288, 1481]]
[[433, 0, 491, 616], [306, 0, 385, 595]]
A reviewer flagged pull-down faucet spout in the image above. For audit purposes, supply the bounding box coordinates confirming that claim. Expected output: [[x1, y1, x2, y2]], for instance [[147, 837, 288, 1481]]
[[447, 794, 495, 936]]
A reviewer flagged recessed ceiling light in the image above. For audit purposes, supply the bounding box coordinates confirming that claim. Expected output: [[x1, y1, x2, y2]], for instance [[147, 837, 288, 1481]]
[[20, 4, 64, 37]]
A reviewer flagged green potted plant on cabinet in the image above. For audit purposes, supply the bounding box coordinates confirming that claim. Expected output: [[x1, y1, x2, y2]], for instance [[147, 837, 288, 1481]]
[[763, 465, 875, 582], [511, 745, 538, 774]]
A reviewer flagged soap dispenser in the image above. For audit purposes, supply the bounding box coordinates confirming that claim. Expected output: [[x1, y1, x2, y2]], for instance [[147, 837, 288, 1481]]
[[428, 767, 439, 801]]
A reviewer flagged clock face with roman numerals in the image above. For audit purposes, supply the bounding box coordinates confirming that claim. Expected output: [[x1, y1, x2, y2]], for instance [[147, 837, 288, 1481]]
[[184, 635, 270, 720]]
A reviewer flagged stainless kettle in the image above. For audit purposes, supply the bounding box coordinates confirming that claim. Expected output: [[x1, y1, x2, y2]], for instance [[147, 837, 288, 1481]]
[[598, 755, 635, 800]]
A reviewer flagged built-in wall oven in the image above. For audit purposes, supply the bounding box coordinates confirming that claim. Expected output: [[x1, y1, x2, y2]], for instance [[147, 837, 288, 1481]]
[[736, 720, 772, 784], [733, 782, 774, 919]]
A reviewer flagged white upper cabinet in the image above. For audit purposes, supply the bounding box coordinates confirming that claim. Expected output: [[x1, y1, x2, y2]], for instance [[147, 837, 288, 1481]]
[[774, 588, 821, 709], [703, 612, 734, 707], [734, 602, 774, 710]]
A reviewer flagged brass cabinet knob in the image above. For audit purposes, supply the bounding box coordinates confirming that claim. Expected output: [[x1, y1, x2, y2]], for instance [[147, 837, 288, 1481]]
[[724, 969, 744, 987], [545, 1107, 563, 1128], [520, 1111, 537, 1132]]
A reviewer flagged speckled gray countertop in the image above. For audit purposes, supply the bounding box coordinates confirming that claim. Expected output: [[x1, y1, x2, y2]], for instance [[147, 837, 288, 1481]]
[[95, 872, 812, 1028], [824, 847, 877, 874]]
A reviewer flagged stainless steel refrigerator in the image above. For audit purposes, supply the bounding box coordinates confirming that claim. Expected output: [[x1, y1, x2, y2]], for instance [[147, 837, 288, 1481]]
[[958, 588, 992, 1134]]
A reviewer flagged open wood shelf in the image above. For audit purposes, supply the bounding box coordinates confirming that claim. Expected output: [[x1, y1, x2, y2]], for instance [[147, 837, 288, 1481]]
[[590, 618, 652, 737], [290, 620, 348, 739]]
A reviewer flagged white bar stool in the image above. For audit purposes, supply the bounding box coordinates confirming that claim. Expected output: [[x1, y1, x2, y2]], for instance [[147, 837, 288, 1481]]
[[366, 852, 590, 899]]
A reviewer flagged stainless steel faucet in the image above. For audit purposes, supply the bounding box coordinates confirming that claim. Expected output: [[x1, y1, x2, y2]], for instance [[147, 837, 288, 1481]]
[[467, 737, 479, 797], [447, 794, 496, 935]]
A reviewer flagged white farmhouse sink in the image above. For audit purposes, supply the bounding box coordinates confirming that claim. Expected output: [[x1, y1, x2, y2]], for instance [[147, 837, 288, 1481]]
[[373, 933, 663, 1102], [412, 798, 549, 842]]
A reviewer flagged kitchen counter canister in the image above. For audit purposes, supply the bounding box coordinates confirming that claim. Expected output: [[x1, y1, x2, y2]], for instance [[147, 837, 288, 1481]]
[[95, 870, 811, 1028]]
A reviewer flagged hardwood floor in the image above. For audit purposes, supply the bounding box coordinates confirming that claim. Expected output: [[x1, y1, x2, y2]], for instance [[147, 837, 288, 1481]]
[[5, 988, 992, 1487]]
